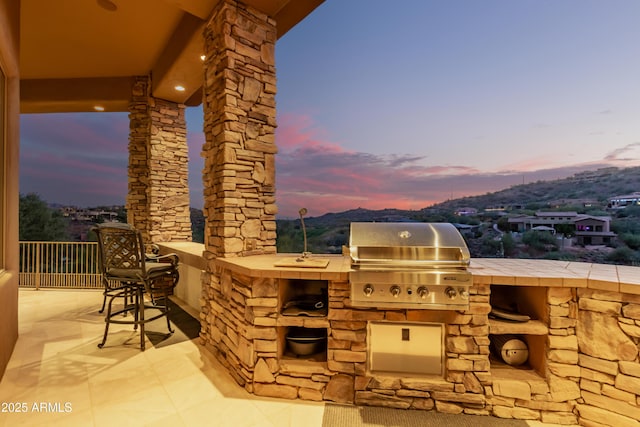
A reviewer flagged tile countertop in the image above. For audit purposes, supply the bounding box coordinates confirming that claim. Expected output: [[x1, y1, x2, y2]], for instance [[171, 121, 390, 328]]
[[213, 254, 640, 295]]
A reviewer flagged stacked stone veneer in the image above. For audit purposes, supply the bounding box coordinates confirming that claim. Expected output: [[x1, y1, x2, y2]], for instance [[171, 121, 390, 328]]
[[200, 0, 279, 360], [489, 286, 580, 425], [127, 76, 192, 243], [128, 76, 152, 240], [202, 270, 495, 412], [202, 265, 640, 426], [334, 282, 493, 414], [200, 0, 278, 259], [574, 288, 640, 426]]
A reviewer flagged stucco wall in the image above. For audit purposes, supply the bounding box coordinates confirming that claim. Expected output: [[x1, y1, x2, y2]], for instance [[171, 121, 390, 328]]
[[0, 0, 21, 379]]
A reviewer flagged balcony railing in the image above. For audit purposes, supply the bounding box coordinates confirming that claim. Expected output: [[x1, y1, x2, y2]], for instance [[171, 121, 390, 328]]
[[19, 241, 102, 290]]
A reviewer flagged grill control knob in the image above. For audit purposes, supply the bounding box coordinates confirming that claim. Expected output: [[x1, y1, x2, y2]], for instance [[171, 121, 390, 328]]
[[363, 284, 374, 297], [459, 288, 470, 300], [390, 285, 401, 298], [445, 287, 458, 299], [417, 286, 429, 299]]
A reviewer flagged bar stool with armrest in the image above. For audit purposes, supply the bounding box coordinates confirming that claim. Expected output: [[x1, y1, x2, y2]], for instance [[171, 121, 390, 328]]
[[93, 223, 179, 350]]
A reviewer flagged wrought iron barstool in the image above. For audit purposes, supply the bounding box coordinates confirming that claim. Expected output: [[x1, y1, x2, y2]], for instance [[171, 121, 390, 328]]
[[93, 223, 179, 350]]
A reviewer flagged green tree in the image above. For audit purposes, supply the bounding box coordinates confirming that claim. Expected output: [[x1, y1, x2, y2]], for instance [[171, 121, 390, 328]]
[[522, 230, 558, 252], [554, 223, 574, 237], [190, 208, 205, 243], [496, 216, 511, 233], [19, 193, 68, 241], [501, 233, 516, 256]]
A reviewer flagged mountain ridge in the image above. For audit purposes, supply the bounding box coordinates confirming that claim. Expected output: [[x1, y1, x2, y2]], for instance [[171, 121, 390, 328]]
[[300, 165, 638, 224]]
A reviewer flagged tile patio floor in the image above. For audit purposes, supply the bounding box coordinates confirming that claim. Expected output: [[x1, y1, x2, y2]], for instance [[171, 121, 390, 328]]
[[0, 290, 572, 427]]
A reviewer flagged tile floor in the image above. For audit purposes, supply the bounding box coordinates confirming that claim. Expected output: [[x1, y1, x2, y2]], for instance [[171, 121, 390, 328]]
[[0, 290, 571, 427]]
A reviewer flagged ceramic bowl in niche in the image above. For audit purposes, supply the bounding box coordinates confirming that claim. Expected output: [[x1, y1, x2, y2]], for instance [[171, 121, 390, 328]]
[[286, 328, 325, 356]]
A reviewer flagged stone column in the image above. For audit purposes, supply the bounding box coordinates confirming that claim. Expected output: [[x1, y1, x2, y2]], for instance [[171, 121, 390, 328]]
[[199, 0, 278, 372], [127, 76, 192, 243], [127, 77, 151, 241], [201, 0, 278, 259]]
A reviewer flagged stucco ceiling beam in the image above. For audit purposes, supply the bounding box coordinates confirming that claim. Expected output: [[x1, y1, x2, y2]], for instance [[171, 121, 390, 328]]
[[151, 13, 206, 105], [20, 77, 134, 113]]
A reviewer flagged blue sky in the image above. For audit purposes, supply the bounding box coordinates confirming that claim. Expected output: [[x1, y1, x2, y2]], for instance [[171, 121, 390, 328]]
[[20, 0, 640, 217]]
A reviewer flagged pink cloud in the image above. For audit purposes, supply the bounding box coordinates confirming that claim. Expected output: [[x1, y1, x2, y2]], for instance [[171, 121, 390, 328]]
[[20, 109, 640, 216], [274, 113, 479, 217], [277, 113, 352, 154], [274, 113, 634, 218]]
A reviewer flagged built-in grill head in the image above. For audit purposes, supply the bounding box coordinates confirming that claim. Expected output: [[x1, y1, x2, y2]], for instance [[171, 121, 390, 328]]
[[349, 222, 470, 269], [348, 222, 472, 310]]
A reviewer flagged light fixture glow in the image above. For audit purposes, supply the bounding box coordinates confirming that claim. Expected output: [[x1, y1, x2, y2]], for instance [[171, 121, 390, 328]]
[[93, 105, 105, 112], [174, 85, 186, 92], [200, 55, 206, 61]]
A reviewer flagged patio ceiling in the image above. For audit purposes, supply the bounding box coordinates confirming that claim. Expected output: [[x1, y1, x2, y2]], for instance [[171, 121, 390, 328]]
[[19, 0, 323, 113]]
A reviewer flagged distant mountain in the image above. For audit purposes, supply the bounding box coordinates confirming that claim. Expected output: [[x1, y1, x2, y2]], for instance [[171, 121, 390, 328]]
[[276, 166, 640, 261], [301, 166, 639, 224], [430, 166, 637, 213]]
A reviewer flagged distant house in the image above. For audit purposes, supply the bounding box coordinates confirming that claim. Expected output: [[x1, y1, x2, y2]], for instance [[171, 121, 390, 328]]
[[485, 205, 508, 212], [573, 216, 616, 246], [485, 204, 524, 212], [608, 192, 640, 209], [508, 212, 579, 232], [507, 211, 616, 246], [455, 207, 477, 216], [59, 206, 120, 222], [453, 223, 480, 237], [548, 198, 598, 208]]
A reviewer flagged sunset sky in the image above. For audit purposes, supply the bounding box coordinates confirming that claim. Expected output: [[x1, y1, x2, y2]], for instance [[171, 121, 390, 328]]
[[20, 0, 640, 218]]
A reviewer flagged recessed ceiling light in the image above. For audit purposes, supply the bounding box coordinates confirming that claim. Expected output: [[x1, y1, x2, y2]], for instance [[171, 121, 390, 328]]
[[97, 0, 117, 12], [200, 55, 206, 61], [174, 85, 186, 92], [93, 105, 105, 112]]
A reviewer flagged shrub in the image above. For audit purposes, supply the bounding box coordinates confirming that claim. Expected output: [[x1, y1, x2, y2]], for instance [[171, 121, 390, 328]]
[[544, 251, 577, 261], [522, 230, 558, 252], [619, 233, 640, 250], [606, 247, 639, 265]]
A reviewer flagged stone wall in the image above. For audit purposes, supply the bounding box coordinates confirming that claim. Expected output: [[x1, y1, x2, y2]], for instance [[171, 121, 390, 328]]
[[200, 0, 279, 360], [202, 268, 640, 426], [127, 76, 151, 241], [331, 283, 493, 414], [480, 286, 640, 426], [200, 266, 279, 387], [203, 270, 497, 414], [127, 76, 192, 243], [200, 0, 278, 259], [147, 97, 191, 242], [575, 288, 640, 426], [489, 287, 580, 425]]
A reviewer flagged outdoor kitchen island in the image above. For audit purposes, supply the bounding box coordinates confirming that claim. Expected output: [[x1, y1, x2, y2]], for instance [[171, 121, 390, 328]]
[[201, 254, 640, 426]]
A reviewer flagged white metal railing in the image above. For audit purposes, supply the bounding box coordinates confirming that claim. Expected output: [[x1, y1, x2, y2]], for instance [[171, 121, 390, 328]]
[[19, 241, 103, 290]]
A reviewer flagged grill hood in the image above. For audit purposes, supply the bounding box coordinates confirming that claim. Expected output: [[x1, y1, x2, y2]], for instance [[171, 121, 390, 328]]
[[349, 222, 470, 268], [348, 222, 472, 310]]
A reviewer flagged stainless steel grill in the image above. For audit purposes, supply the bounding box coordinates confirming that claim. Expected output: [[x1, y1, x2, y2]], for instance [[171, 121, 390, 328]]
[[349, 222, 472, 310]]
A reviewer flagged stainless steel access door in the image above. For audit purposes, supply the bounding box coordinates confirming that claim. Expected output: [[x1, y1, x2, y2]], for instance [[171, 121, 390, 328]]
[[368, 321, 444, 376]]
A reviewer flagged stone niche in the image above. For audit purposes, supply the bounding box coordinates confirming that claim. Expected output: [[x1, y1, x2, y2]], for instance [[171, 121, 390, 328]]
[[489, 285, 549, 375]]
